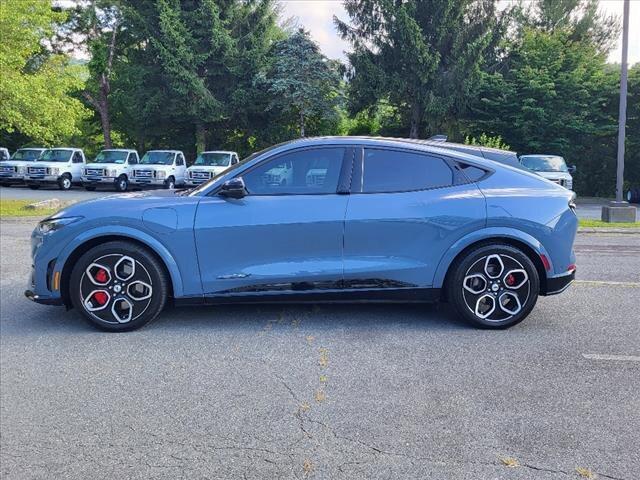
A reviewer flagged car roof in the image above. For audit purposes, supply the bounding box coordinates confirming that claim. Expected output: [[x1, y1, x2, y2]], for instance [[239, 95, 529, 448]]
[[520, 154, 563, 158], [18, 147, 46, 150], [101, 148, 137, 152], [201, 150, 235, 154], [145, 150, 182, 153]]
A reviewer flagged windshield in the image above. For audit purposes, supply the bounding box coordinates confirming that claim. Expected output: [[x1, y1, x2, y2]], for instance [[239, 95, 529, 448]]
[[140, 151, 174, 165], [94, 150, 128, 164], [520, 155, 568, 172], [39, 149, 73, 162], [10, 149, 42, 161], [194, 152, 231, 167]]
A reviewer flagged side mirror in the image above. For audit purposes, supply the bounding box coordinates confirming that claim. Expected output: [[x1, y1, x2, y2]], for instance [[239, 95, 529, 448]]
[[219, 177, 247, 199], [568, 165, 577, 174]]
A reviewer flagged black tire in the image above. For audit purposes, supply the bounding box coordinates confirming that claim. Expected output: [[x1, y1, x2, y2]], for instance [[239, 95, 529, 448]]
[[115, 175, 128, 192], [447, 243, 539, 329], [85, 186, 97, 191], [627, 187, 640, 204], [58, 174, 72, 191], [69, 241, 169, 332], [164, 176, 175, 190]]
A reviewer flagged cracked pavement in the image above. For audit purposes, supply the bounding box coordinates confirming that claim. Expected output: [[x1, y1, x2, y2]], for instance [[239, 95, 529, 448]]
[[1, 218, 639, 479]]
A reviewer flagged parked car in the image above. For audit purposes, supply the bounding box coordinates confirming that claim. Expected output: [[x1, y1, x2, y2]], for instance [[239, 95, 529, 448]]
[[185, 151, 239, 186], [520, 154, 575, 190], [0, 147, 46, 186], [82, 149, 139, 192], [24, 148, 86, 190], [130, 150, 187, 189], [412, 138, 528, 170], [0, 148, 9, 161], [25, 136, 578, 332]]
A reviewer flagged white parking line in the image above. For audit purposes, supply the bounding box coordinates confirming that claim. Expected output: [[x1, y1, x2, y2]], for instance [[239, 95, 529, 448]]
[[574, 280, 640, 287], [582, 354, 640, 362]]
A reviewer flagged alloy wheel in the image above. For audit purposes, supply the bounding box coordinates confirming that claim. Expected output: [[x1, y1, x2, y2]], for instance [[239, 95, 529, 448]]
[[461, 253, 530, 322], [80, 254, 153, 324]]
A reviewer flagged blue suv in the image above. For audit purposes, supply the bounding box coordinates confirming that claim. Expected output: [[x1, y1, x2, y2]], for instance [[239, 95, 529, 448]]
[[26, 137, 578, 331]]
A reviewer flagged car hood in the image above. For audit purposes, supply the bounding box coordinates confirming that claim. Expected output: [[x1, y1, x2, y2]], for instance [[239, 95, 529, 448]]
[[188, 166, 227, 173], [535, 171, 572, 180], [50, 189, 198, 220], [1, 161, 35, 167], [85, 163, 121, 169], [30, 162, 69, 169]]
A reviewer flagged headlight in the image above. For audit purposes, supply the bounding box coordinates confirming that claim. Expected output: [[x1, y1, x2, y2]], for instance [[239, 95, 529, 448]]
[[108, 169, 117, 177], [48, 168, 60, 176], [156, 171, 166, 179], [37, 216, 83, 235]]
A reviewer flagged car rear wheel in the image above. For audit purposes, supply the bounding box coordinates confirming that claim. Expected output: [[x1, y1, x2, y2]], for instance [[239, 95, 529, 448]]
[[58, 174, 72, 190], [447, 244, 539, 329], [69, 241, 169, 331]]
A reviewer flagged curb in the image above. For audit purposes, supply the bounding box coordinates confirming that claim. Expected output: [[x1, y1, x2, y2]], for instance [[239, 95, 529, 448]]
[[578, 227, 640, 234]]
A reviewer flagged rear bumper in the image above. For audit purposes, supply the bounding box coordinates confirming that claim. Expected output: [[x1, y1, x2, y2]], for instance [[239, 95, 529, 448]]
[[543, 270, 575, 295]]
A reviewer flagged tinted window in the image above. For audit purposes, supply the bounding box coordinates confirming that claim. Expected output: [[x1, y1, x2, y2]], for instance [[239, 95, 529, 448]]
[[456, 162, 487, 182], [128, 153, 138, 165], [177, 153, 185, 166], [243, 148, 345, 195], [73, 152, 83, 163], [362, 149, 453, 193]]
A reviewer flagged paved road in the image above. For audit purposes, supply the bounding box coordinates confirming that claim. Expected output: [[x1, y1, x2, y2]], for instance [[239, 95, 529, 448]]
[[1, 219, 639, 479]]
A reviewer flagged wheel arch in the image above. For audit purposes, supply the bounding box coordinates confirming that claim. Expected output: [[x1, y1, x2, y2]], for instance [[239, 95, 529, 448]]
[[435, 230, 549, 299], [58, 233, 180, 308]]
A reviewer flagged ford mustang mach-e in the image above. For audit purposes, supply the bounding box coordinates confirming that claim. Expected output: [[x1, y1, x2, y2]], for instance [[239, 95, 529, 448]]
[[26, 137, 577, 331]]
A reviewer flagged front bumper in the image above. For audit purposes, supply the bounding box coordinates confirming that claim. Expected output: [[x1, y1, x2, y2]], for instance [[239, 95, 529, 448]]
[[130, 177, 166, 186], [185, 179, 209, 186], [543, 269, 576, 295], [0, 175, 24, 184], [25, 289, 64, 306], [25, 175, 60, 183], [82, 176, 118, 185]]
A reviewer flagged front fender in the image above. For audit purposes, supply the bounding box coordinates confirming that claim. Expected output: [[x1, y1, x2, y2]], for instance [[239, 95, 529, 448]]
[[55, 225, 186, 297], [431, 227, 551, 288]]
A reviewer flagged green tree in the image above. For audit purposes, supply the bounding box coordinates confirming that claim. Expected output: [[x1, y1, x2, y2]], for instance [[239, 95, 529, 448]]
[[0, 0, 88, 145], [336, 0, 501, 138], [258, 29, 342, 137]]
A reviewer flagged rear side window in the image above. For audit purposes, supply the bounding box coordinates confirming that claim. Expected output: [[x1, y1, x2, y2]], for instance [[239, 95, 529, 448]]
[[456, 162, 488, 182], [362, 149, 453, 193]]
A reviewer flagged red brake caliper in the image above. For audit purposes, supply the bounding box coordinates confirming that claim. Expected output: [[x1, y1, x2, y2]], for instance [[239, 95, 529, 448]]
[[95, 268, 108, 283], [93, 291, 108, 306], [506, 274, 515, 286]]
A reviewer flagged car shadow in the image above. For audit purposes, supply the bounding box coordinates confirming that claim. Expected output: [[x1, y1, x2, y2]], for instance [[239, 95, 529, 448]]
[[4, 301, 471, 336]]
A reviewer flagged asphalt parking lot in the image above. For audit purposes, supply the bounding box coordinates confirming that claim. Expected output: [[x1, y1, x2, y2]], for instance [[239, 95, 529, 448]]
[[1, 215, 638, 480]]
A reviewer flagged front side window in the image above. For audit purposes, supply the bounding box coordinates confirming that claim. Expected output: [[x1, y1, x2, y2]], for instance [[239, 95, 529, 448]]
[[73, 152, 83, 163], [140, 151, 174, 165], [40, 149, 73, 162], [362, 149, 453, 193], [243, 148, 345, 195], [11, 149, 42, 161], [128, 153, 138, 165], [176, 153, 185, 166], [94, 151, 127, 164]]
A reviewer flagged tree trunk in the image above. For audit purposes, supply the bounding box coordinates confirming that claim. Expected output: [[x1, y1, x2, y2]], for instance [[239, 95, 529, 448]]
[[299, 111, 305, 138], [99, 78, 112, 149], [196, 123, 207, 152], [409, 104, 422, 139]]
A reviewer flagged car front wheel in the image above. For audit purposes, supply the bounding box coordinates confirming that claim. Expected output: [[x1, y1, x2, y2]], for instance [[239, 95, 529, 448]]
[[447, 244, 539, 329], [58, 174, 72, 190], [69, 241, 169, 331], [164, 177, 175, 190], [115, 175, 128, 192]]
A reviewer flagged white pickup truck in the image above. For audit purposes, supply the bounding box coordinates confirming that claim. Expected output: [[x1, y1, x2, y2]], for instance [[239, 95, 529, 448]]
[[24, 148, 86, 190], [0, 147, 45, 186], [130, 150, 187, 189], [185, 150, 239, 186], [82, 149, 140, 192]]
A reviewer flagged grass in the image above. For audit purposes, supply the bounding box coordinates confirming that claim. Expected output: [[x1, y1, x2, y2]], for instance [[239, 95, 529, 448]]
[[0, 199, 60, 217], [579, 219, 640, 228]]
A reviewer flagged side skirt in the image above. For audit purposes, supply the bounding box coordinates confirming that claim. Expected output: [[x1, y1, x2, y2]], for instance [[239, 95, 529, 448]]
[[173, 287, 441, 307]]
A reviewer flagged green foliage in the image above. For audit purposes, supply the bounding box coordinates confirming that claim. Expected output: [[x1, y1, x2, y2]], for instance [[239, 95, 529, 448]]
[[0, 0, 89, 145], [258, 29, 342, 137], [464, 133, 510, 150], [336, 0, 501, 138]]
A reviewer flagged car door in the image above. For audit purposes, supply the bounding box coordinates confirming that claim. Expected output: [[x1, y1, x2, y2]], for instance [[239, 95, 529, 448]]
[[71, 151, 84, 178], [343, 147, 486, 289], [194, 146, 352, 296]]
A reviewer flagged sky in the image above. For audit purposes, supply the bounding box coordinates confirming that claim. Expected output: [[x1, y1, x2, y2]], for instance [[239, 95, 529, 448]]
[[279, 0, 640, 65]]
